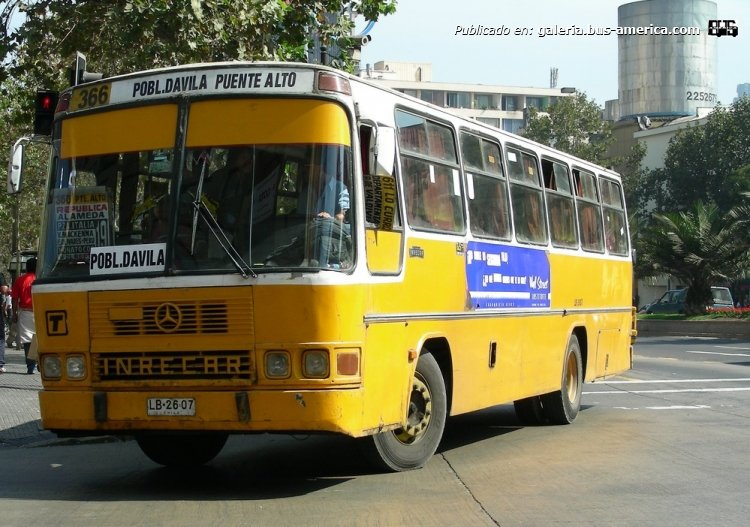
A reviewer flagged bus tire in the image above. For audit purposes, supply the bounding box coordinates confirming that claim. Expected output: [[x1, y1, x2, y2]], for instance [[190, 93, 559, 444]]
[[541, 334, 583, 425], [360, 353, 447, 472], [513, 395, 547, 425], [136, 432, 228, 467]]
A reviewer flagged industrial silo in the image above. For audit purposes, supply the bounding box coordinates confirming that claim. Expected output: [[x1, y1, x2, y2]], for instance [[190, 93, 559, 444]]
[[618, 0, 717, 119]]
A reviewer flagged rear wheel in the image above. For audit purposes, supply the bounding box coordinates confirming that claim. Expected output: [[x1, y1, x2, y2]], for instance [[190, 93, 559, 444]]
[[541, 334, 583, 424], [360, 353, 447, 472], [513, 395, 547, 425], [136, 432, 228, 467]]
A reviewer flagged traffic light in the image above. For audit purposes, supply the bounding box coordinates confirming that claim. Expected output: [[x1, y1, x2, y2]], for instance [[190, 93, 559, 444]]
[[34, 89, 59, 136]]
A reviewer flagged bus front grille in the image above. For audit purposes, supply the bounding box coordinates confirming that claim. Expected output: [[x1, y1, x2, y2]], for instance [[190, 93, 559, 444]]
[[89, 290, 253, 339], [112, 302, 228, 335], [93, 350, 254, 381]]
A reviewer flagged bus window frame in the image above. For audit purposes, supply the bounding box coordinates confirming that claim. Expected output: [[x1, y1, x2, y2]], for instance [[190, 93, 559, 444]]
[[395, 107, 466, 235], [459, 128, 511, 242], [541, 156, 579, 250], [599, 175, 630, 256], [505, 144, 549, 246], [572, 166, 605, 253]]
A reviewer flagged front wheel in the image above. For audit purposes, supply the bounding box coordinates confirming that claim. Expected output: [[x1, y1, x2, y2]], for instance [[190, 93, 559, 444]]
[[541, 333, 583, 424], [360, 353, 447, 472], [136, 432, 228, 467]]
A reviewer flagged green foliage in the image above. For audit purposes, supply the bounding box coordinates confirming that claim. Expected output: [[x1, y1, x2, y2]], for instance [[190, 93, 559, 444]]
[[522, 91, 613, 166], [661, 97, 750, 214], [0, 79, 49, 282], [638, 202, 749, 314], [2, 0, 397, 86]]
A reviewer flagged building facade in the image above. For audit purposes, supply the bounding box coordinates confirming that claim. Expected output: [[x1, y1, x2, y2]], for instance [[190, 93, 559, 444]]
[[359, 60, 574, 134]]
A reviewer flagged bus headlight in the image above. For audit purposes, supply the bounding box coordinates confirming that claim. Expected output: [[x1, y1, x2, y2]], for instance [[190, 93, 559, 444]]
[[303, 349, 329, 378], [66, 355, 86, 380], [42, 356, 62, 379], [265, 351, 290, 378]]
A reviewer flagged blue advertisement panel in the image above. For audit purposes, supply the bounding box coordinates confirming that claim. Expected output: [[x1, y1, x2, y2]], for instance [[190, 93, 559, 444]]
[[466, 241, 550, 309]]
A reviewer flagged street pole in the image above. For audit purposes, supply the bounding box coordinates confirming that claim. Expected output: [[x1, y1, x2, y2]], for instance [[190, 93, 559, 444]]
[[12, 192, 20, 281]]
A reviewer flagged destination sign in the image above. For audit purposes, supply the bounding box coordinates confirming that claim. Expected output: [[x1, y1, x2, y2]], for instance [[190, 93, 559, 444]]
[[104, 67, 316, 105], [90, 243, 166, 275], [49, 187, 113, 264]]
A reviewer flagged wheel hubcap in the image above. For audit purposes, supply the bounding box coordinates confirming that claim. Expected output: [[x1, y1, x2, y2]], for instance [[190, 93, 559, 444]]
[[393, 374, 432, 445], [565, 350, 579, 402]]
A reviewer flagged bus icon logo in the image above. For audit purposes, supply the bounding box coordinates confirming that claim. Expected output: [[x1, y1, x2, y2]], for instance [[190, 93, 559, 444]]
[[708, 20, 738, 37]]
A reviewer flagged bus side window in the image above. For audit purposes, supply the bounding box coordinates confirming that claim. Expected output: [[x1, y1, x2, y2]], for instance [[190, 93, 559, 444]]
[[508, 147, 547, 245], [543, 158, 577, 249], [462, 132, 510, 240], [573, 168, 604, 252], [601, 177, 629, 255], [396, 110, 464, 233], [403, 158, 460, 231]]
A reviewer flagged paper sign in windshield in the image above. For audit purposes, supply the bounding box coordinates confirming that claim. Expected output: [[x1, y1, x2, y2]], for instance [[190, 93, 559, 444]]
[[50, 187, 113, 264], [466, 241, 550, 309], [90, 243, 166, 275]]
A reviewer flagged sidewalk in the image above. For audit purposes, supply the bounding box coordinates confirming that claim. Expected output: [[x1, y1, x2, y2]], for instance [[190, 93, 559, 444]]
[[0, 344, 56, 447]]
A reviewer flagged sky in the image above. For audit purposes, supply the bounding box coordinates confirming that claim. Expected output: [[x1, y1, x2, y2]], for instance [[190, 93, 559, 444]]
[[359, 0, 749, 106]]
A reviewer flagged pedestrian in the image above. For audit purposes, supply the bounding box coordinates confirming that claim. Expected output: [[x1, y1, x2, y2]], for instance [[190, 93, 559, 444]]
[[0, 284, 6, 373], [11, 257, 37, 374]]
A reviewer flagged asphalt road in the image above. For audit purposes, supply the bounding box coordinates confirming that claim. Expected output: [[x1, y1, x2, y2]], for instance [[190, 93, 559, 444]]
[[0, 336, 747, 526]]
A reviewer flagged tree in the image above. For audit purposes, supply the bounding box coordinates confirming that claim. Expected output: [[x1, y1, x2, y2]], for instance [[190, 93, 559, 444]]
[[660, 96, 750, 214], [522, 91, 613, 166], [2, 1, 397, 86], [638, 201, 750, 314], [0, 79, 49, 281]]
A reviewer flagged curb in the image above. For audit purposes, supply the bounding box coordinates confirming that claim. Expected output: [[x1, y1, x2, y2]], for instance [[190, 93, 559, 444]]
[[637, 319, 750, 338]]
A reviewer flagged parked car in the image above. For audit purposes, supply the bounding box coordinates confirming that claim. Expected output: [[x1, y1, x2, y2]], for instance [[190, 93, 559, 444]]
[[640, 287, 734, 314]]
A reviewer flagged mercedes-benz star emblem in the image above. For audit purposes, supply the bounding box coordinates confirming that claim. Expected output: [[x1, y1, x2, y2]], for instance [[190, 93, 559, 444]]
[[154, 302, 182, 333]]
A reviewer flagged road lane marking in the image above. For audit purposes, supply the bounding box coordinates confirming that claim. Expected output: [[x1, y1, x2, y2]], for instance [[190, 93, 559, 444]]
[[584, 387, 750, 394], [613, 405, 711, 410], [600, 378, 750, 384], [645, 405, 711, 410], [716, 345, 750, 351], [685, 350, 750, 357]]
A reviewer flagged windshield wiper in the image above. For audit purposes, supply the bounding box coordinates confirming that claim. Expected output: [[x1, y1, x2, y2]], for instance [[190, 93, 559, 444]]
[[191, 152, 256, 279], [192, 200, 256, 278]]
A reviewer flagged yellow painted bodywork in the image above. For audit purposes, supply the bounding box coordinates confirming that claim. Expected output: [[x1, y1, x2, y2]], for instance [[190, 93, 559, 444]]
[[61, 104, 177, 158], [35, 237, 632, 437], [186, 99, 351, 147], [38, 93, 633, 440]]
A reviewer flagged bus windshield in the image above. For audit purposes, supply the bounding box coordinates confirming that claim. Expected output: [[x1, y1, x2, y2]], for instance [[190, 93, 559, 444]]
[[39, 98, 354, 279]]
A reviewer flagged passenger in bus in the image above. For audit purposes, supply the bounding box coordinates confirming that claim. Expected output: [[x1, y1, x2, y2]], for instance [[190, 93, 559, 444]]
[[312, 168, 350, 267], [548, 198, 576, 246], [405, 163, 458, 230], [315, 168, 349, 221], [514, 188, 545, 243], [523, 155, 539, 184], [470, 177, 508, 238], [206, 148, 253, 231], [265, 166, 351, 268]]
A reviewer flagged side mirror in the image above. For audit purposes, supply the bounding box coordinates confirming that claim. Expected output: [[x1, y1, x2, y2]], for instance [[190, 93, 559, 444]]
[[7, 140, 26, 195]]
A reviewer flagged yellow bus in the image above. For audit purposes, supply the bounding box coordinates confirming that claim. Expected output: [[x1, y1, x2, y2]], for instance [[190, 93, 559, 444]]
[[12, 61, 634, 471]]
